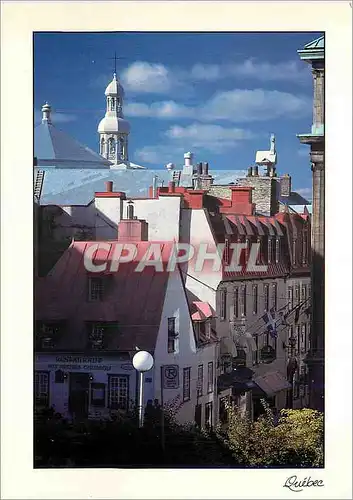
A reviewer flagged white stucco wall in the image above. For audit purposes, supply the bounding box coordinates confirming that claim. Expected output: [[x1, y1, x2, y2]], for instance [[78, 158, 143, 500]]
[[123, 197, 181, 242], [180, 208, 222, 309], [94, 197, 123, 240], [154, 270, 217, 427]]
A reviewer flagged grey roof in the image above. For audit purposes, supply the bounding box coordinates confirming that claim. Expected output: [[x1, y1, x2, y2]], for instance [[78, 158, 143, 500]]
[[35, 167, 248, 205], [35, 121, 111, 169]]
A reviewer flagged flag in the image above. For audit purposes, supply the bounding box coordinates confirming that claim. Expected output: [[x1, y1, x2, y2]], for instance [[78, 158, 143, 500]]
[[261, 307, 278, 338]]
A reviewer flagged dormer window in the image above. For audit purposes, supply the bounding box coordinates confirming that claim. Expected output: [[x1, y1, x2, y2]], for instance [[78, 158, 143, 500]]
[[302, 231, 308, 265], [194, 320, 211, 343], [275, 238, 280, 263], [224, 238, 230, 266], [87, 323, 106, 350], [292, 239, 297, 266], [88, 277, 104, 302], [267, 238, 272, 264], [37, 321, 63, 349]]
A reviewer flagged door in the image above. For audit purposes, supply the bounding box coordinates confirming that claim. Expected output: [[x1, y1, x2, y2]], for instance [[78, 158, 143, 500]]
[[194, 404, 202, 427], [69, 373, 89, 419]]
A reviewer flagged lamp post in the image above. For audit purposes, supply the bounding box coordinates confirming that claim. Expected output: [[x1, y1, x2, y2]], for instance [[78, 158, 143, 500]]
[[132, 351, 154, 428]]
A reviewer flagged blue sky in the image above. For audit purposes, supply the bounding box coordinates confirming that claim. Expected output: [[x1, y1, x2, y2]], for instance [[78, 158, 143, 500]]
[[34, 32, 323, 198]]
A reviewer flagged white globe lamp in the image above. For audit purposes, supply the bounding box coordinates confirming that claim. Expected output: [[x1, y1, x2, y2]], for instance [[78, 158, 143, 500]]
[[133, 351, 154, 372]]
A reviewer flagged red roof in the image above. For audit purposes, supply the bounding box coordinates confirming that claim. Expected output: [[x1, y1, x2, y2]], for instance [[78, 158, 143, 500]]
[[191, 302, 215, 321], [35, 241, 177, 352]]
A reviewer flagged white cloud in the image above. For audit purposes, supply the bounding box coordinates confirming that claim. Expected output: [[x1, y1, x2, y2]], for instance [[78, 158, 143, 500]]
[[121, 62, 175, 94], [135, 144, 185, 165], [165, 123, 256, 153], [135, 123, 256, 164], [125, 100, 194, 119], [125, 88, 310, 123]]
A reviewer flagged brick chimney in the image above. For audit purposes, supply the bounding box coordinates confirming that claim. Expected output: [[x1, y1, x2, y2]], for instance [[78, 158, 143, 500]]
[[280, 174, 291, 197], [95, 181, 126, 199], [220, 186, 254, 215], [118, 201, 148, 241]]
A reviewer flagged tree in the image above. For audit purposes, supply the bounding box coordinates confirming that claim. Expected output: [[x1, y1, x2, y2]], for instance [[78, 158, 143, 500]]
[[218, 399, 324, 467]]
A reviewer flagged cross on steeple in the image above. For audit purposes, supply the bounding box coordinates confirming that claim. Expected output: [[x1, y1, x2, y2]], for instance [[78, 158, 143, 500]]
[[108, 52, 126, 75]]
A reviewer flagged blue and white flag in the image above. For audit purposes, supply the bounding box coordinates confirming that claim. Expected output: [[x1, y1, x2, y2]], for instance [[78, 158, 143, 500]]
[[261, 307, 278, 338]]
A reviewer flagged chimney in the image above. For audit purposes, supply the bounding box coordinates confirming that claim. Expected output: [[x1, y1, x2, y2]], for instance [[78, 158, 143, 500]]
[[127, 200, 134, 219], [197, 162, 203, 176], [247, 166, 252, 177], [168, 181, 176, 193], [105, 181, 113, 193], [152, 175, 158, 198], [226, 186, 254, 215], [184, 152, 193, 167], [253, 165, 259, 176], [202, 162, 209, 175], [280, 174, 291, 197]]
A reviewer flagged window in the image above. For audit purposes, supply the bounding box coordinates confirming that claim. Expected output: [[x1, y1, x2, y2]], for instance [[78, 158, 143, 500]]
[[108, 375, 129, 410], [91, 383, 106, 407], [233, 287, 239, 318], [224, 238, 230, 265], [268, 238, 272, 264], [183, 367, 191, 401], [219, 289, 227, 321], [100, 138, 105, 155], [253, 334, 259, 365], [38, 322, 62, 349], [207, 362, 214, 393], [168, 317, 177, 353], [264, 284, 270, 312], [35, 371, 49, 407], [275, 238, 280, 263], [197, 365, 203, 397], [302, 231, 308, 265], [272, 283, 277, 310], [88, 323, 105, 350], [301, 284, 307, 303], [195, 404, 202, 427], [288, 286, 293, 311], [296, 325, 301, 354], [301, 324, 307, 352], [295, 285, 300, 306], [256, 237, 262, 264], [253, 285, 258, 314], [205, 402, 213, 429], [240, 285, 247, 317], [88, 277, 104, 302], [292, 239, 297, 266]]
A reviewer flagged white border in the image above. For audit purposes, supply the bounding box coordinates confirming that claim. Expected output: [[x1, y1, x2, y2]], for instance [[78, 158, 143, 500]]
[[1, 1, 352, 499]]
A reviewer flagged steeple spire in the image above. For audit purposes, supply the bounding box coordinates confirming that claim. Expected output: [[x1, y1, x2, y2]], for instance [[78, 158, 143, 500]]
[[41, 102, 52, 124]]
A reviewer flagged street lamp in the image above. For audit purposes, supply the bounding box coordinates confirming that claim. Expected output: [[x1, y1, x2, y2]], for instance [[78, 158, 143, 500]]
[[132, 351, 154, 428]]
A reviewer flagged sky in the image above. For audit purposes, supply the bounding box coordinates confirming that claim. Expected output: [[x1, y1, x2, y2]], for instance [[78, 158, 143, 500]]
[[34, 32, 323, 199]]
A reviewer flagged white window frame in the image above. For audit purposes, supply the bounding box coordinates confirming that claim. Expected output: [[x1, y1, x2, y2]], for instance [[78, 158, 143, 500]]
[[219, 289, 227, 321], [108, 375, 129, 410], [197, 365, 203, 397], [183, 367, 191, 401], [275, 238, 280, 263], [35, 371, 49, 406], [207, 362, 214, 394]]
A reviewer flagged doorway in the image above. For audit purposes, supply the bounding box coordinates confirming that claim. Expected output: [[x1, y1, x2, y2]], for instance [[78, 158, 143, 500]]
[[69, 373, 89, 419]]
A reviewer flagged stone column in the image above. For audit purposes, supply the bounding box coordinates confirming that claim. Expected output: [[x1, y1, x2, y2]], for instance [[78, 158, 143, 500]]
[[309, 148, 325, 412], [312, 69, 325, 131]]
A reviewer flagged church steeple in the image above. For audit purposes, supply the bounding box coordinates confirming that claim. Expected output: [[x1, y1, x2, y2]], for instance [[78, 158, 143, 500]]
[[98, 73, 130, 165]]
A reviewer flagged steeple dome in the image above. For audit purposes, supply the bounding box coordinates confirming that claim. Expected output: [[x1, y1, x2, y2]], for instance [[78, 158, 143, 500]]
[[98, 73, 130, 165]]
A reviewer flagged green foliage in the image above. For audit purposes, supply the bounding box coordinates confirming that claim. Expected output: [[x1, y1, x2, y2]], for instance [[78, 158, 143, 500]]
[[217, 399, 324, 467]]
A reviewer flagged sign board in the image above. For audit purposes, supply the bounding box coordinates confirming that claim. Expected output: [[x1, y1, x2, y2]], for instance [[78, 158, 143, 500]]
[[162, 364, 179, 389]]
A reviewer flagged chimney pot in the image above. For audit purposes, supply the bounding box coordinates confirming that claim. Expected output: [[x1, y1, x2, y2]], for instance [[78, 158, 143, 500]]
[[168, 181, 176, 193], [247, 166, 252, 177], [197, 162, 202, 176], [106, 181, 113, 192], [253, 166, 259, 176]]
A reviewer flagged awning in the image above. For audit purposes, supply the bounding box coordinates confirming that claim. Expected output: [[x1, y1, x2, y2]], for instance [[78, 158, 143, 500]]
[[191, 301, 214, 321], [254, 371, 291, 396]]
